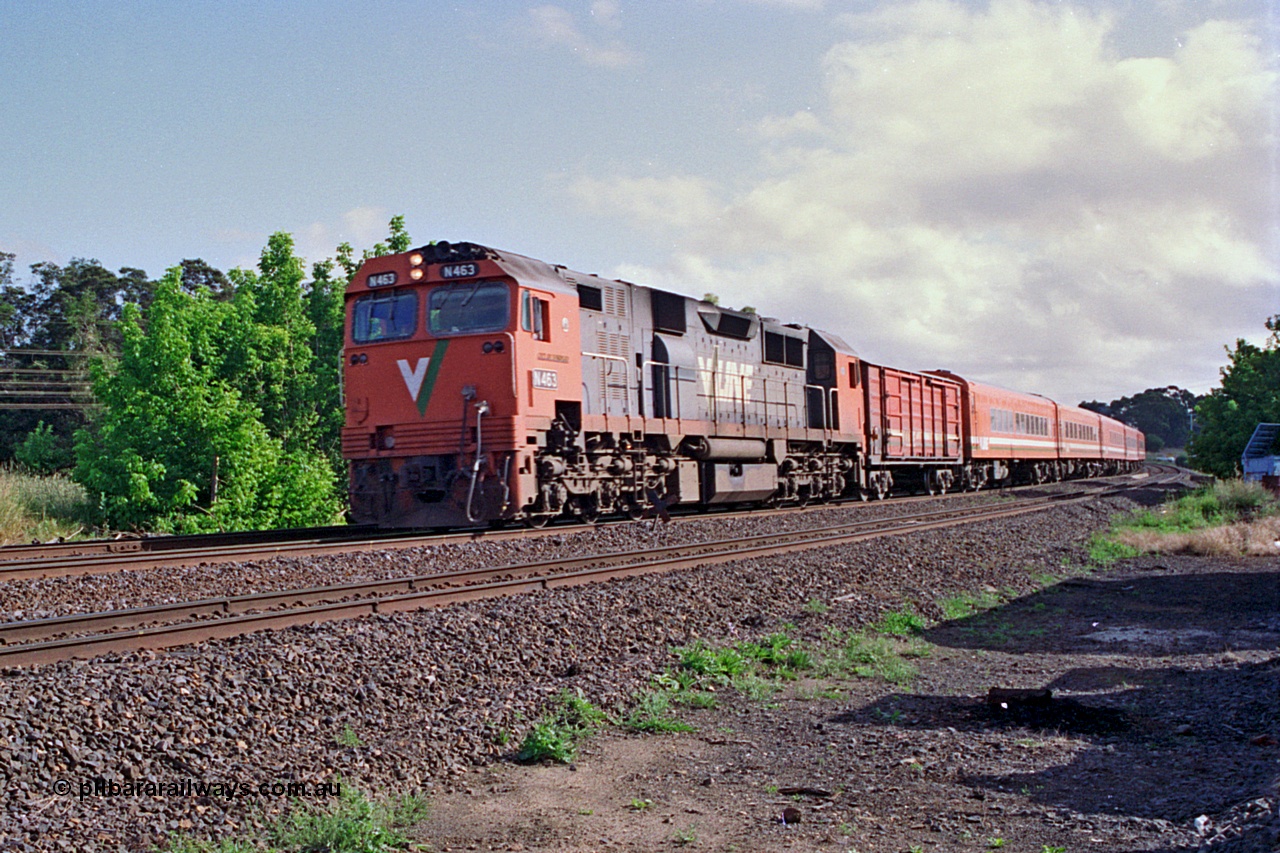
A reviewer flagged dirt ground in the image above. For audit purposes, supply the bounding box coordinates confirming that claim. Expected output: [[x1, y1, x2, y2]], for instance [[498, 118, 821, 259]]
[[420, 555, 1280, 853]]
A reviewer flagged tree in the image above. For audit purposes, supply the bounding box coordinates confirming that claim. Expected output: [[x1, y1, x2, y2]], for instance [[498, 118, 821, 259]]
[[70, 215, 413, 532], [72, 267, 343, 532], [1083, 387, 1198, 450], [1188, 319, 1280, 478]]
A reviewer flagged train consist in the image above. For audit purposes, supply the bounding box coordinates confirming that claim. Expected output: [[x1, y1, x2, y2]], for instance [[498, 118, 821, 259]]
[[343, 242, 1144, 527]]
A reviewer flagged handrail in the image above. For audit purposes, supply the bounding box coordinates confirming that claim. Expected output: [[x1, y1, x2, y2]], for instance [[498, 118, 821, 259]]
[[583, 351, 632, 414]]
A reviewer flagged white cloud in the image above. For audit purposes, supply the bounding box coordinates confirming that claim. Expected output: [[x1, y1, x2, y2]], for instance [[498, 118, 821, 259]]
[[574, 0, 1277, 401], [529, 4, 639, 68], [568, 175, 721, 230]]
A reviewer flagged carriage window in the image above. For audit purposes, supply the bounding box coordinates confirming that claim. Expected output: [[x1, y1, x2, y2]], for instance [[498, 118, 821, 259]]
[[521, 290, 550, 341], [429, 281, 510, 336], [352, 290, 418, 343]]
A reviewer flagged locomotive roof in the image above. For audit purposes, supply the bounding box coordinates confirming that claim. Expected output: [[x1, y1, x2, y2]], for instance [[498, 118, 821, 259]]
[[415, 241, 859, 356]]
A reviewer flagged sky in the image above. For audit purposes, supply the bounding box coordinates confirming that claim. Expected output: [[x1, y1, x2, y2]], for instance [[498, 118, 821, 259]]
[[1, 0, 1277, 404]]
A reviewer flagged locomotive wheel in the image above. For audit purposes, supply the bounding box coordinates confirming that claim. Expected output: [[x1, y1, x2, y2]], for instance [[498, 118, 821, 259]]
[[577, 497, 601, 524], [524, 514, 551, 529]]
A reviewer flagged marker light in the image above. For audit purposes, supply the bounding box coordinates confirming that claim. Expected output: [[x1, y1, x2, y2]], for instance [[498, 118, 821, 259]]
[[410, 268, 424, 280], [409, 253, 424, 266]]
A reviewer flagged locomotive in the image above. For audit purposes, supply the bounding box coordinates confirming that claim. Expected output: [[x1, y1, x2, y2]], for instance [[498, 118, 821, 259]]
[[342, 242, 1144, 528]]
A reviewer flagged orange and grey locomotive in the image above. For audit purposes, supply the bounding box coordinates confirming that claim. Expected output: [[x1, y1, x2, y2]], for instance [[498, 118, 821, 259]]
[[343, 242, 1144, 528]]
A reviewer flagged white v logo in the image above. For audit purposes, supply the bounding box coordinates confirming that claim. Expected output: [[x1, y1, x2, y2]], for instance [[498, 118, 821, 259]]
[[397, 358, 430, 402]]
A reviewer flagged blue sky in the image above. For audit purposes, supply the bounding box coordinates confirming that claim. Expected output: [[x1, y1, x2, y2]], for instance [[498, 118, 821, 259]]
[[1, 0, 1277, 403]]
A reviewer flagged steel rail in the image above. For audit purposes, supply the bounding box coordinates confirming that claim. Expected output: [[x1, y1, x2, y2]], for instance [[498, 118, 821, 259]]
[[0, 468, 1155, 579], [0, 524, 383, 564], [0, 493, 1083, 643], [0, 473, 1168, 668]]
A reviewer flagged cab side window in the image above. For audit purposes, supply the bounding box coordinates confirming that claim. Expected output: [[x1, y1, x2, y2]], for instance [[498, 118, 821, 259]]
[[521, 290, 550, 341]]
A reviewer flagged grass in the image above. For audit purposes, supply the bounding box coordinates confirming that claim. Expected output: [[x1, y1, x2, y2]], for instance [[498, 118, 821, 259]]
[[0, 468, 93, 544], [1098, 479, 1280, 558], [817, 624, 931, 686], [939, 590, 1003, 620], [160, 784, 427, 853], [272, 787, 426, 853], [870, 606, 926, 637], [334, 724, 362, 748], [623, 688, 696, 733]]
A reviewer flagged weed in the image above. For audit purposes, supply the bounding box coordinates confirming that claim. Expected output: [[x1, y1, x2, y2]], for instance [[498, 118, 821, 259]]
[[270, 785, 426, 853], [730, 673, 778, 701], [670, 690, 718, 710], [824, 631, 925, 685], [517, 690, 607, 763], [629, 798, 653, 811], [1041, 847, 1067, 853], [803, 598, 830, 614], [160, 839, 260, 853], [675, 642, 748, 681], [1097, 480, 1280, 558], [939, 590, 1002, 620], [334, 724, 362, 748], [1087, 532, 1141, 566], [872, 606, 926, 636], [517, 719, 578, 763], [738, 633, 795, 665], [673, 824, 698, 846], [988, 838, 1005, 849], [624, 689, 695, 734]]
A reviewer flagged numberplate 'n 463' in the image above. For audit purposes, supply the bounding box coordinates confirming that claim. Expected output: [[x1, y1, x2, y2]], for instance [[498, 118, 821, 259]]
[[531, 369, 558, 390]]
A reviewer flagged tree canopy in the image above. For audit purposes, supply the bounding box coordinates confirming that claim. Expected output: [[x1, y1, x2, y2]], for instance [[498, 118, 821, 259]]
[[51, 216, 411, 532], [1187, 318, 1280, 478], [1080, 386, 1199, 451]]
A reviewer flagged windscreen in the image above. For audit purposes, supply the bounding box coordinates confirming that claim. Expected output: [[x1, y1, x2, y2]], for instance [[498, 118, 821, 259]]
[[351, 291, 418, 343], [428, 281, 510, 336]]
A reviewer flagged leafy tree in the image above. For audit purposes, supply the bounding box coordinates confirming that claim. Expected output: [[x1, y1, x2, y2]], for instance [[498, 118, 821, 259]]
[[228, 233, 319, 451], [1189, 318, 1280, 477], [72, 267, 343, 532], [71, 216, 412, 532]]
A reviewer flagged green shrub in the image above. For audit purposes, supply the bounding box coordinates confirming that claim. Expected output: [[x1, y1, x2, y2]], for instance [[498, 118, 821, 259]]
[[516, 690, 607, 763], [14, 421, 72, 473]]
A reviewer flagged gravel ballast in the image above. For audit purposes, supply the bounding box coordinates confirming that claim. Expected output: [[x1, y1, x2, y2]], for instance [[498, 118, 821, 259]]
[[1, 484, 1274, 852]]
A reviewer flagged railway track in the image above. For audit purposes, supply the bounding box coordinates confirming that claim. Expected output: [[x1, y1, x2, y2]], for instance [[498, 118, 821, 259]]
[[0, 469, 1176, 668], [0, 469, 1162, 583]]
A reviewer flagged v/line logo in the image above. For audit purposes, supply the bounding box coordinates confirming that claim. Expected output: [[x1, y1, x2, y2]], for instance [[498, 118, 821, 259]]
[[395, 339, 449, 416]]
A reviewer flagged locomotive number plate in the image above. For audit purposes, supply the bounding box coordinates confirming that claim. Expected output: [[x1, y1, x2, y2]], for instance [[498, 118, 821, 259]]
[[531, 369, 558, 390], [367, 271, 397, 287], [440, 263, 479, 279]]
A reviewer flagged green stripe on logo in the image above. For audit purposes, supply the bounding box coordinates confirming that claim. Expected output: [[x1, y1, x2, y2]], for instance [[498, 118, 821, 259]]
[[417, 339, 449, 417]]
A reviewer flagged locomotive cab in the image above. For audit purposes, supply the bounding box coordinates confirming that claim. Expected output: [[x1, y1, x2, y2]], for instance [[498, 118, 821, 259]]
[[343, 243, 580, 528]]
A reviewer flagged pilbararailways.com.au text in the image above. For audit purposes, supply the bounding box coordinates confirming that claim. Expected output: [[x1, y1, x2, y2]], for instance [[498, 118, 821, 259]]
[[51, 777, 342, 801]]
